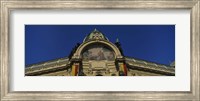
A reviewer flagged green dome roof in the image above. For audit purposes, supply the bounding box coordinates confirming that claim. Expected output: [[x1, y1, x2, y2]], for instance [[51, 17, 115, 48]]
[[83, 29, 109, 42]]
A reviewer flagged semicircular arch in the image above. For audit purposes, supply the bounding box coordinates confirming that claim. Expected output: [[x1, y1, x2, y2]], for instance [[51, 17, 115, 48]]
[[73, 40, 122, 59]]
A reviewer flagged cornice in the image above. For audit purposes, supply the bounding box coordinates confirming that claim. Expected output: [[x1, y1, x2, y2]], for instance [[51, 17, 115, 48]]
[[25, 57, 175, 75], [125, 57, 175, 75]]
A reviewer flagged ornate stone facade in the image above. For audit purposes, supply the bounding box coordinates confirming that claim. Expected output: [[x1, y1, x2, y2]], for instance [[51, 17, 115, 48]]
[[25, 29, 175, 76]]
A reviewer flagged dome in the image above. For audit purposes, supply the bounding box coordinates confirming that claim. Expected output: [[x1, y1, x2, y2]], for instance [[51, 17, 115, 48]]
[[83, 29, 109, 42]]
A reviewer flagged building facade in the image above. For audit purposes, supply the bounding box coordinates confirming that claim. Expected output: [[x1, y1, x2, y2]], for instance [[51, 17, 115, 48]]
[[25, 29, 175, 76]]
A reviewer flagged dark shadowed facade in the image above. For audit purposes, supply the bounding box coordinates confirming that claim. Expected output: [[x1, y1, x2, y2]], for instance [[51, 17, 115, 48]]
[[25, 29, 175, 76]]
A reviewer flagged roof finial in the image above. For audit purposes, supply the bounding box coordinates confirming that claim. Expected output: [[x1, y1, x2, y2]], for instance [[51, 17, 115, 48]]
[[116, 38, 119, 43]]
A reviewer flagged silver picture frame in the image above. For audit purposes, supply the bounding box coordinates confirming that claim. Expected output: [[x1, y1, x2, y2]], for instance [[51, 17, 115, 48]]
[[0, 0, 199, 100]]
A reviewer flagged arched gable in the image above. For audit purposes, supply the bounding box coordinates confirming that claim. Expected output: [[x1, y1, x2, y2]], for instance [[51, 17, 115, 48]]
[[72, 40, 123, 59]]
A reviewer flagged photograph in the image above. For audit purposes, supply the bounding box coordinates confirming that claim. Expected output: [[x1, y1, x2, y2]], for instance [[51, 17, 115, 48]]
[[25, 25, 175, 76], [1, 0, 199, 100]]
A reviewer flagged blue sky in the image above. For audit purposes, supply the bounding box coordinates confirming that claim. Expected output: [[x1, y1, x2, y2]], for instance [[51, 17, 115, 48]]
[[25, 25, 175, 66]]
